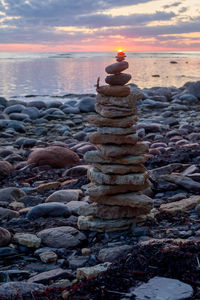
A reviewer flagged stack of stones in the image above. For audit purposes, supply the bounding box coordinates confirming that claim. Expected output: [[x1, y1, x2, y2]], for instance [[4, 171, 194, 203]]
[[78, 51, 153, 232]]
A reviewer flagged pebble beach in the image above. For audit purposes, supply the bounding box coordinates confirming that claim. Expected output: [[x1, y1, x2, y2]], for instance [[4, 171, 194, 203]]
[[1, 52, 200, 299]]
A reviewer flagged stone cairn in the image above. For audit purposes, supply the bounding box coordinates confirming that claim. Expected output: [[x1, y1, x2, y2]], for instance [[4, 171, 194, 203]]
[[78, 51, 153, 232]]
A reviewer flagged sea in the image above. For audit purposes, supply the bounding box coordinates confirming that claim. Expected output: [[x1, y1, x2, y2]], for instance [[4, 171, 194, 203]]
[[0, 51, 200, 99]]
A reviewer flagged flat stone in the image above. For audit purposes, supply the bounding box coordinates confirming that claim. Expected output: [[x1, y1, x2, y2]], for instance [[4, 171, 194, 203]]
[[37, 226, 86, 248], [95, 103, 136, 118], [78, 203, 150, 219], [39, 250, 58, 263], [97, 85, 130, 97], [45, 189, 82, 203], [88, 167, 148, 185], [97, 142, 149, 158], [88, 114, 137, 128], [88, 191, 153, 209], [68, 255, 89, 269], [36, 182, 61, 192], [90, 132, 138, 145], [160, 196, 200, 215], [67, 200, 89, 215], [0, 282, 45, 299], [77, 262, 111, 279], [0, 227, 11, 247], [133, 276, 193, 300], [88, 183, 149, 197], [94, 163, 146, 174], [13, 233, 41, 248], [105, 61, 129, 74], [161, 173, 200, 192], [98, 245, 133, 262], [97, 126, 136, 135], [96, 93, 140, 108], [27, 146, 80, 168], [78, 216, 136, 232], [28, 268, 71, 284], [105, 73, 131, 85], [84, 150, 148, 165], [27, 202, 70, 220]]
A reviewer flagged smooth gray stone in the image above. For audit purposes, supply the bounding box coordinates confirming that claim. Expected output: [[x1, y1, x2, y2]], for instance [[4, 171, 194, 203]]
[[0, 97, 7, 107], [9, 113, 30, 121], [0, 120, 26, 133], [4, 104, 25, 114], [22, 107, 40, 119], [133, 276, 193, 300], [27, 202, 70, 220], [78, 97, 95, 112]]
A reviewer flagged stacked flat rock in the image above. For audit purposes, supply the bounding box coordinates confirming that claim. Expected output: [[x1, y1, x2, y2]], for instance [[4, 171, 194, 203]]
[[78, 51, 153, 232]]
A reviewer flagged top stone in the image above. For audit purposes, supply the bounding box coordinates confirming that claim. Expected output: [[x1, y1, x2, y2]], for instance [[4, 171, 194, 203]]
[[105, 61, 129, 75]]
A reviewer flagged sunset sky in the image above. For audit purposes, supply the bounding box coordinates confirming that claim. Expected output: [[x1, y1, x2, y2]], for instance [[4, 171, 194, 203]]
[[0, 0, 199, 52]]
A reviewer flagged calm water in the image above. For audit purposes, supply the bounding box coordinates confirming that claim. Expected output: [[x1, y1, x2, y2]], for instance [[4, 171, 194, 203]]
[[0, 51, 200, 99]]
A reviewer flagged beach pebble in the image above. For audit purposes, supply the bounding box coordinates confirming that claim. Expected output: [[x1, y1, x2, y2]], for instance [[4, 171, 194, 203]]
[[13, 233, 41, 248], [0, 161, 13, 178], [4, 104, 25, 114], [37, 226, 86, 248], [78, 97, 95, 112], [105, 61, 129, 74], [68, 255, 89, 269], [46, 100, 62, 108], [0, 120, 26, 133], [39, 250, 58, 263], [0, 282, 45, 299], [132, 276, 193, 300], [98, 245, 133, 262], [22, 107, 40, 119], [67, 201, 89, 215], [0, 97, 7, 107], [0, 187, 26, 203], [45, 189, 82, 203], [105, 73, 131, 86], [179, 93, 198, 104], [0, 227, 11, 247], [184, 80, 200, 98], [27, 202, 70, 220], [27, 146, 80, 168], [0, 208, 20, 219], [64, 165, 90, 177], [9, 113, 30, 121], [27, 100, 46, 109], [28, 268, 72, 284]]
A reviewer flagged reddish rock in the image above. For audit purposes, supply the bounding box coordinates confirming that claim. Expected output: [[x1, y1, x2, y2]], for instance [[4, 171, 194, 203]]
[[27, 146, 80, 168], [0, 161, 13, 178], [105, 73, 131, 86], [97, 85, 130, 97]]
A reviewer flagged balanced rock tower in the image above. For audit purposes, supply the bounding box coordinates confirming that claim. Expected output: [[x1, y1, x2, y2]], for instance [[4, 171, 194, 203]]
[[78, 51, 153, 232]]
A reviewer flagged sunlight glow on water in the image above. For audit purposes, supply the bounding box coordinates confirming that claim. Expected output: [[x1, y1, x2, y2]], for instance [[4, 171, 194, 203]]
[[0, 52, 200, 98]]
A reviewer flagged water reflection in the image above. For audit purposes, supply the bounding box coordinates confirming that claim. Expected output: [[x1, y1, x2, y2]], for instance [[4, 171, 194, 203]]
[[0, 53, 199, 98]]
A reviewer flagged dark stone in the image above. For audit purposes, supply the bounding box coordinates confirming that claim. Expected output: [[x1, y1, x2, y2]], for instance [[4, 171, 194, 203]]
[[105, 73, 131, 86]]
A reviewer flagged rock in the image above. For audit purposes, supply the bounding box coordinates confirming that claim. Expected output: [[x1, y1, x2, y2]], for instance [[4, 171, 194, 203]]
[[0, 120, 26, 133], [185, 80, 200, 99], [22, 107, 40, 119], [133, 276, 193, 300], [78, 216, 139, 232], [45, 189, 82, 203], [96, 93, 140, 108], [160, 196, 200, 215], [95, 102, 136, 118], [88, 114, 137, 128], [4, 104, 25, 114], [94, 163, 146, 174], [90, 132, 138, 145], [13, 233, 41, 248], [89, 191, 153, 208], [105, 61, 129, 74], [67, 201, 89, 215], [150, 163, 185, 181], [36, 181, 61, 192], [39, 250, 58, 263], [27, 100, 46, 109], [97, 85, 130, 97], [98, 245, 133, 262], [0, 227, 11, 247], [0, 187, 26, 203], [97, 142, 148, 158], [161, 173, 200, 192], [27, 202, 70, 220], [76, 262, 111, 279], [78, 97, 95, 112], [179, 93, 198, 104], [98, 126, 136, 135], [0, 247, 17, 258], [27, 146, 80, 168], [105, 73, 131, 86], [0, 208, 20, 219], [9, 113, 30, 121], [0, 282, 45, 299], [28, 268, 72, 284], [0, 97, 7, 107], [64, 165, 90, 177], [0, 161, 13, 178], [84, 150, 148, 165], [68, 255, 89, 269], [88, 167, 148, 185], [78, 203, 150, 219], [37, 226, 86, 248]]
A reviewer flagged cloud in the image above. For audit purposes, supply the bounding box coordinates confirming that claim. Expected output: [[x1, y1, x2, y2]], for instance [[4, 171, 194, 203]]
[[163, 1, 181, 9]]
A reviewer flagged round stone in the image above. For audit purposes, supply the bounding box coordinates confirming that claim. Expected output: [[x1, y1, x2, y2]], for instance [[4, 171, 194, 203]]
[[105, 73, 131, 86], [0, 227, 11, 247], [105, 61, 129, 74]]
